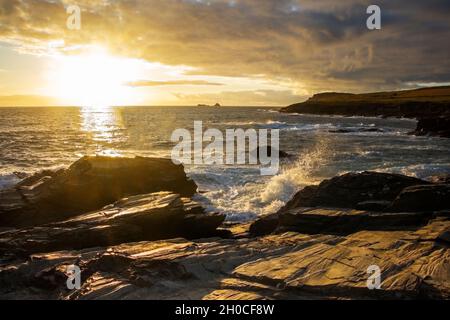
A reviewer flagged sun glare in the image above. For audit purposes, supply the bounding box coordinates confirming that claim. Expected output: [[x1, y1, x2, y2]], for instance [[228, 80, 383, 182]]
[[50, 48, 139, 107]]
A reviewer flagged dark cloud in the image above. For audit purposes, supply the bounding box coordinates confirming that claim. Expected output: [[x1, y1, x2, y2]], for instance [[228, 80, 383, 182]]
[[1, 0, 449, 94]]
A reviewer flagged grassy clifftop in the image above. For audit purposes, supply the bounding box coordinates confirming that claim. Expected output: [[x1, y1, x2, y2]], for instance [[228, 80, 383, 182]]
[[281, 86, 450, 119]]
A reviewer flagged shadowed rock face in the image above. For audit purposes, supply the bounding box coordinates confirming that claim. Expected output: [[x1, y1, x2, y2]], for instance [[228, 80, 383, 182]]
[[389, 184, 450, 213], [250, 172, 449, 237], [0, 192, 225, 256], [282, 172, 428, 212], [0, 156, 198, 227], [410, 116, 450, 138]]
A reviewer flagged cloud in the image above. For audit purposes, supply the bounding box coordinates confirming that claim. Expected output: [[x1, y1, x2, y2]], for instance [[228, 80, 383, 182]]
[[1, 0, 450, 95], [126, 80, 223, 87]]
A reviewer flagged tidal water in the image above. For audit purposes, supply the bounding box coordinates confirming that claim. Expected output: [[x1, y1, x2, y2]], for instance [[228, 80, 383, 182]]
[[1, 106, 449, 221]]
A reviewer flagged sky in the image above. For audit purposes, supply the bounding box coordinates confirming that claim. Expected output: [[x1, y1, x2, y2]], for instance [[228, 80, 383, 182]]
[[0, 0, 449, 106]]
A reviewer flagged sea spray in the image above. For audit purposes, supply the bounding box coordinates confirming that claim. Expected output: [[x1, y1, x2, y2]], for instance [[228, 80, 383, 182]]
[[193, 135, 332, 221], [259, 135, 332, 210]]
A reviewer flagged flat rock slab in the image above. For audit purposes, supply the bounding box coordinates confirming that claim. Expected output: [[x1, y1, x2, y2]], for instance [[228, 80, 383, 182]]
[[1, 216, 449, 300], [274, 208, 432, 235]]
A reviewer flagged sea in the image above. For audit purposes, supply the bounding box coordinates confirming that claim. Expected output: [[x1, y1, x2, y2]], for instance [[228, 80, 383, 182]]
[[1, 106, 449, 221]]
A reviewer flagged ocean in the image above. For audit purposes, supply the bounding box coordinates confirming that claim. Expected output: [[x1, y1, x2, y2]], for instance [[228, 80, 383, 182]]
[[1, 106, 449, 221]]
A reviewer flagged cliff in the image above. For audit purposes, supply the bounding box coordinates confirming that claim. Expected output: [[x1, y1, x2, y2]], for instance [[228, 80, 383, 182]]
[[281, 86, 450, 137]]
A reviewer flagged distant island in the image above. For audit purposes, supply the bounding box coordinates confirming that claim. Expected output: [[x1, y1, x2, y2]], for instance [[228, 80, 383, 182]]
[[281, 86, 450, 138], [197, 103, 221, 107]]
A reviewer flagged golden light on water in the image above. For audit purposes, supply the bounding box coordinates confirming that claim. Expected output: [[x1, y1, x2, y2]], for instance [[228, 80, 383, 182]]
[[80, 106, 124, 157]]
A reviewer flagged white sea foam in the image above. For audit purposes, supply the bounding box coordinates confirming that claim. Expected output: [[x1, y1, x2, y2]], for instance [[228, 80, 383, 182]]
[[0, 174, 20, 190], [193, 136, 332, 221], [375, 164, 450, 180]]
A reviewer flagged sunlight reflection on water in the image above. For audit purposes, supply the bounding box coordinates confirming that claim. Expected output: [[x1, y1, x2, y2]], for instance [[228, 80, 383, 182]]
[[80, 106, 125, 156]]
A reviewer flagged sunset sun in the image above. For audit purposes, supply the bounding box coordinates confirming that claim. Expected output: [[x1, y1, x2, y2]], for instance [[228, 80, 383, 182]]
[[50, 48, 139, 107]]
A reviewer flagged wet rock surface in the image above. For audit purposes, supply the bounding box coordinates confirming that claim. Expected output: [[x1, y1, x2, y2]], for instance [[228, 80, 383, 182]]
[[0, 192, 225, 256], [0, 158, 449, 300], [1, 218, 449, 300], [0, 156, 197, 227], [281, 172, 428, 212]]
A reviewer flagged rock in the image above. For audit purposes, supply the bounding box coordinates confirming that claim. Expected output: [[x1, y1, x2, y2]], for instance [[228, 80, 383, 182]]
[[249, 172, 445, 237], [355, 200, 392, 211], [410, 116, 450, 138], [248, 214, 280, 237], [235, 223, 450, 300], [438, 228, 450, 244], [250, 206, 432, 237], [255, 146, 291, 159], [428, 174, 450, 184], [15, 169, 64, 187], [275, 208, 431, 235], [1, 217, 449, 300], [0, 156, 198, 227], [329, 128, 384, 134], [13, 172, 28, 180], [281, 172, 428, 211], [389, 184, 450, 212], [0, 192, 225, 255]]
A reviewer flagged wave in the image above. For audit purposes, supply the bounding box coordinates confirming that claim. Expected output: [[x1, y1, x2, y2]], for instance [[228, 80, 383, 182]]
[[0, 173, 21, 190], [285, 113, 418, 121], [191, 136, 332, 222], [374, 164, 450, 180]]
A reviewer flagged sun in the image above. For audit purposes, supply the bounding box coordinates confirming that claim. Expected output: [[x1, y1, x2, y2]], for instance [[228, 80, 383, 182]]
[[50, 47, 139, 107]]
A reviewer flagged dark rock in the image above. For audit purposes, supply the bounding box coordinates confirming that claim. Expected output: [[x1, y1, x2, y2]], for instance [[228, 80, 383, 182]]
[[255, 146, 291, 159], [410, 116, 450, 138], [329, 128, 384, 134], [280, 172, 428, 212], [249, 172, 444, 237], [279, 185, 319, 212], [438, 228, 450, 244], [0, 192, 225, 255], [389, 184, 450, 212], [13, 172, 28, 180], [16, 169, 64, 188], [355, 200, 392, 211], [276, 208, 430, 235], [249, 214, 280, 236], [0, 156, 198, 227], [428, 174, 450, 184]]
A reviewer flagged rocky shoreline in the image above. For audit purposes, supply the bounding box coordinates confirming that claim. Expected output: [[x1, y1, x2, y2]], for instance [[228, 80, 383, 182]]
[[280, 86, 450, 138], [0, 156, 449, 300]]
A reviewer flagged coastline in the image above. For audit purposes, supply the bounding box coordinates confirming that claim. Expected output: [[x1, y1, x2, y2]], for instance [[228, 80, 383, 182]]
[[0, 155, 449, 299], [280, 86, 450, 138]]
